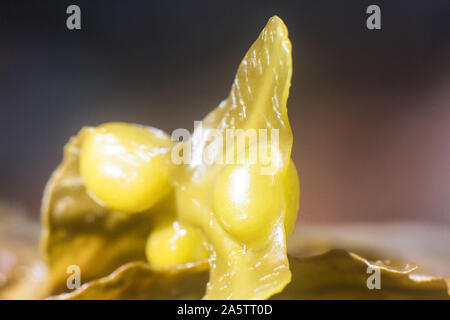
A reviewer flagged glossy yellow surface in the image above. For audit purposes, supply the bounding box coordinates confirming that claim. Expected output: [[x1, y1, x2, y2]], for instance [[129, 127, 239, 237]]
[[79, 122, 172, 213], [172, 16, 296, 299], [76, 16, 299, 299], [213, 159, 299, 243], [213, 163, 283, 244], [145, 222, 209, 267], [284, 159, 300, 236]]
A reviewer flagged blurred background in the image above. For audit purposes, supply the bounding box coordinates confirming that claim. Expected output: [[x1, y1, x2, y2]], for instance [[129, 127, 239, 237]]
[[1, 0, 450, 225]]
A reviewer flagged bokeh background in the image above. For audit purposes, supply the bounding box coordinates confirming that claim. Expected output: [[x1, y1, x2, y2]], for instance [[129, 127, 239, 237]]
[[1, 0, 450, 224]]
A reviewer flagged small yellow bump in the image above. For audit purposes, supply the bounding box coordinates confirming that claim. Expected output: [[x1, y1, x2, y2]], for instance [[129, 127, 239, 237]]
[[79, 122, 172, 213], [145, 222, 209, 266], [283, 159, 300, 236], [212, 163, 283, 243]]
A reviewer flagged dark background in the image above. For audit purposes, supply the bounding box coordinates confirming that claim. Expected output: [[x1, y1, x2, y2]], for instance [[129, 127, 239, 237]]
[[1, 0, 450, 224]]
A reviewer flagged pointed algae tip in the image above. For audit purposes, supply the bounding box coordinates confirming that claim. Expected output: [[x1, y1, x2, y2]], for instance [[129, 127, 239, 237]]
[[264, 16, 291, 57], [267, 15, 289, 35]]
